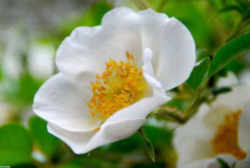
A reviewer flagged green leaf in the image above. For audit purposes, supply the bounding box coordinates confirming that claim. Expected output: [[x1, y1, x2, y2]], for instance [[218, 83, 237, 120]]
[[0, 124, 33, 166], [187, 58, 211, 90], [29, 116, 61, 158], [208, 33, 250, 76], [58, 162, 82, 168], [224, 58, 246, 74]]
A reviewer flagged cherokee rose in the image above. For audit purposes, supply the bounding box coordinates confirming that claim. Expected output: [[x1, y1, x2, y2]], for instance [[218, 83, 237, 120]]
[[33, 7, 196, 154]]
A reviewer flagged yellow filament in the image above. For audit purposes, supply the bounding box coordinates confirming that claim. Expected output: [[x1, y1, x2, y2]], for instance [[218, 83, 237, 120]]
[[88, 52, 148, 121], [211, 109, 247, 160]]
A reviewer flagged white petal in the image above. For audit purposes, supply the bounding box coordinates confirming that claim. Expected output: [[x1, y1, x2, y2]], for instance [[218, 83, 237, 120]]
[[56, 26, 104, 77], [156, 18, 196, 90], [174, 105, 214, 167], [47, 123, 95, 154], [56, 21, 142, 78], [104, 92, 169, 125], [215, 85, 250, 110], [48, 118, 145, 154], [33, 73, 98, 132]]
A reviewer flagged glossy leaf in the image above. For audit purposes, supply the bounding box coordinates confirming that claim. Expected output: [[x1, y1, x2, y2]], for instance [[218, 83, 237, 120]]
[[187, 58, 211, 90], [209, 33, 250, 76]]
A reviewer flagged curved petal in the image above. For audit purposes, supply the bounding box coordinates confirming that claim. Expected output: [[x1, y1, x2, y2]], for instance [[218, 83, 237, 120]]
[[56, 19, 142, 78], [104, 92, 169, 125], [33, 73, 98, 132], [156, 18, 196, 90], [48, 118, 145, 154], [56, 26, 104, 76]]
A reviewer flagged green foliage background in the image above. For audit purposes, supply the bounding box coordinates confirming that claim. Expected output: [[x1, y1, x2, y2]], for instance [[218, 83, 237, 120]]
[[0, 0, 249, 167]]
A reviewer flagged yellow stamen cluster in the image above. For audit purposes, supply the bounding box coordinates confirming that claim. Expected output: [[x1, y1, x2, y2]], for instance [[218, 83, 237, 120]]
[[211, 109, 247, 160], [88, 52, 148, 121]]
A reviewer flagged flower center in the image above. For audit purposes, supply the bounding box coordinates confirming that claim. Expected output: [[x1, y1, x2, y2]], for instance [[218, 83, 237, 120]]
[[88, 52, 148, 121], [211, 109, 247, 160]]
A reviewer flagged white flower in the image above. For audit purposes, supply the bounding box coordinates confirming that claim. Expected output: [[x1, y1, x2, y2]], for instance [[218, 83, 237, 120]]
[[174, 85, 250, 168], [33, 7, 195, 154]]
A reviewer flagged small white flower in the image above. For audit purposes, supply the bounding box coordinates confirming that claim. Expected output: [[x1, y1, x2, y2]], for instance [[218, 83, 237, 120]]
[[33, 7, 195, 154], [174, 85, 250, 168]]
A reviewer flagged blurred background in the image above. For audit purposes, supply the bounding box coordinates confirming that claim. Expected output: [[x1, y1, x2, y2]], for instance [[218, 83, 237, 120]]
[[0, 0, 249, 168]]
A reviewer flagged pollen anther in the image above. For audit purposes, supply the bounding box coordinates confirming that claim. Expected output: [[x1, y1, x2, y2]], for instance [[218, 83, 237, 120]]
[[88, 52, 148, 121]]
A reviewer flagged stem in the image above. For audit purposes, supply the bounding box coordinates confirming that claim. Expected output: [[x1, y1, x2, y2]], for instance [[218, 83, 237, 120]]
[[183, 94, 204, 121], [153, 108, 186, 124], [138, 128, 155, 162], [227, 17, 250, 41], [157, 0, 167, 12], [132, 0, 150, 10]]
